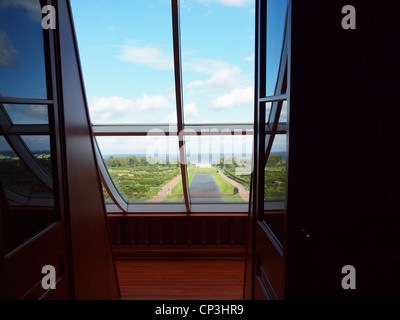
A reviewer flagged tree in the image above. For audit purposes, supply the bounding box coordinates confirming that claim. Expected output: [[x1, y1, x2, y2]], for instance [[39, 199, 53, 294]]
[[219, 156, 225, 169], [127, 155, 138, 167]]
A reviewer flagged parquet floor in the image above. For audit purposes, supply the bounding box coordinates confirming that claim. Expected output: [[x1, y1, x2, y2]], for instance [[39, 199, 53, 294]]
[[115, 258, 245, 300]]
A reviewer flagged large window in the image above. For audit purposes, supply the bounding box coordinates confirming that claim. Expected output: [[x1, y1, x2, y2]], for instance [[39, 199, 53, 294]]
[[256, 0, 289, 247], [0, 0, 59, 253], [71, 0, 282, 213]]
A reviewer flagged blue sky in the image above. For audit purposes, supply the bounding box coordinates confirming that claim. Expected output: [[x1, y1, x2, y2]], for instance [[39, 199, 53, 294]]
[[69, 0, 288, 157], [0, 0, 47, 99], [70, 0, 256, 126], [70, 0, 260, 157], [0, 0, 287, 157], [0, 0, 288, 165]]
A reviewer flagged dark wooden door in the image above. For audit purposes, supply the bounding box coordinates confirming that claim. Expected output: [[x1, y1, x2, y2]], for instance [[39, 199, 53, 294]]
[[244, 0, 400, 300], [244, 0, 290, 300], [0, 1, 70, 300], [284, 0, 400, 299]]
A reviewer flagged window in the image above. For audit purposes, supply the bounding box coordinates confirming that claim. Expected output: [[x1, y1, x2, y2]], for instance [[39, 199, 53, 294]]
[[255, 0, 289, 247], [0, 0, 58, 253], [180, 1, 255, 124], [96, 136, 182, 204], [266, 0, 288, 96], [71, 0, 256, 213], [0, 0, 48, 99], [264, 134, 286, 202]]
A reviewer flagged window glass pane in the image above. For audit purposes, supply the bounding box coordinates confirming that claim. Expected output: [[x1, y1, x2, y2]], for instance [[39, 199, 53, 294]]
[[0, 136, 52, 199], [21, 135, 52, 176], [279, 100, 287, 123], [0, 135, 56, 253], [0, 0, 48, 99], [3, 104, 49, 124], [264, 134, 286, 201], [265, 102, 272, 123], [101, 181, 114, 204], [96, 136, 183, 203], [180, 0, 255, 124], [71, 0, 177, 124], [185, 134, 252, 204], [266, 0, 288, 96]]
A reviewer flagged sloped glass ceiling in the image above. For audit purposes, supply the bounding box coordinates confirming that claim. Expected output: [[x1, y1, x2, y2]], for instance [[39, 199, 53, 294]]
[[70, 1, 286, 212]]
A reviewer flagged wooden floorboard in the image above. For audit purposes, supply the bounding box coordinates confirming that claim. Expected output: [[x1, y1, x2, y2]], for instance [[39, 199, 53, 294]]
[[115, 258, 246, 300]]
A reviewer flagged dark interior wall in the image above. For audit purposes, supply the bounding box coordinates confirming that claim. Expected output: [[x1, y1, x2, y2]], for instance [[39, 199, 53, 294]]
[[56, 0, 119, 299], [285, 0, 400, 298]]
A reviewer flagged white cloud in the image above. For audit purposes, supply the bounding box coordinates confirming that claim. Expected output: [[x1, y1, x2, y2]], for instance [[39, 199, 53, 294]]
[[0, 31, 18, 67], [183, 58, 230, 75], [197, 0, 252, 7], [210, 86, 253, 109], [117, 45, 173, 70], [162, 102, 198, 124], [242, 54, 254, 62], [204, 66, 244, 90], [162, 112, 178, 124], [186, 80, 204, 90], [1, 0, 42, 22], [184, 103, 198, 118], [89, 94, 174, 123], [186, 66, 248, 91], [216, 0, 252, 6], [4, 104, 48, 122], [117, 43, 231, 76]]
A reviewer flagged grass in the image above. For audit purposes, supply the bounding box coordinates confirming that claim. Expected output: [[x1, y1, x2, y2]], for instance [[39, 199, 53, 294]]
[[212, 172, 235, 194], [171, 177, 183, 195], [223, 194, 245, 203], [105, 165, 243, 203], [148, 187, 161, 197], [171, 167, 218, 194], [163, 195, 184, 203], [186, 168, 237, 196]]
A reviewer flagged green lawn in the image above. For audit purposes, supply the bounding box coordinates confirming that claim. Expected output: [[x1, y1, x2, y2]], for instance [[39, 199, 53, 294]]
[[171, 177, 183, 195], [163, 195, 184, 203], [212, 172, 234, 195], [223, 194, 245, 203], [104, 165, 241, 202]]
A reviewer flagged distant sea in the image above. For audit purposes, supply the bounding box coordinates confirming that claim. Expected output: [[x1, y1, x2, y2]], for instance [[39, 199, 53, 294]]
[[102, 152, 286, 163]]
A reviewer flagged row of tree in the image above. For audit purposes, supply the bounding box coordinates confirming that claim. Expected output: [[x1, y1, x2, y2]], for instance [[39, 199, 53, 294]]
[[106, 155, 179, 168]]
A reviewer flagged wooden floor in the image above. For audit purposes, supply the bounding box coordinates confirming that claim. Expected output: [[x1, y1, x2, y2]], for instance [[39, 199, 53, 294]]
[[115, 258, 246, 300]]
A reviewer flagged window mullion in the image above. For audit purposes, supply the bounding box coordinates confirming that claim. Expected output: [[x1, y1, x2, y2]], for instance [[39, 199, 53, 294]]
[[172, 0, 191, 213]]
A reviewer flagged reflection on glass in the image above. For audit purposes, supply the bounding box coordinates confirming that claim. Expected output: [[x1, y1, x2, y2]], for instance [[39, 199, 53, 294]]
[[264, 134, 286, 201], [0, 136, 52, 199], [185, 135, 252, 203], [265, 102, 272, 122], [3, 104, 49, 124], [0, 133, 56, 254], [101, 182, 114, 204], [181, 1, 255, 124], [279, 100, 287, 123], [266, 0, 288, 96], [0, 0, 48, 99], [96, 136, 183, 203], [70, 0, 177, 124], [21, 135, 52, 176]]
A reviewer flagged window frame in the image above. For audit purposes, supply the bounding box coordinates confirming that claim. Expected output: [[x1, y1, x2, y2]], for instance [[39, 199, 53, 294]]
[[88, 0, 287, 214]]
